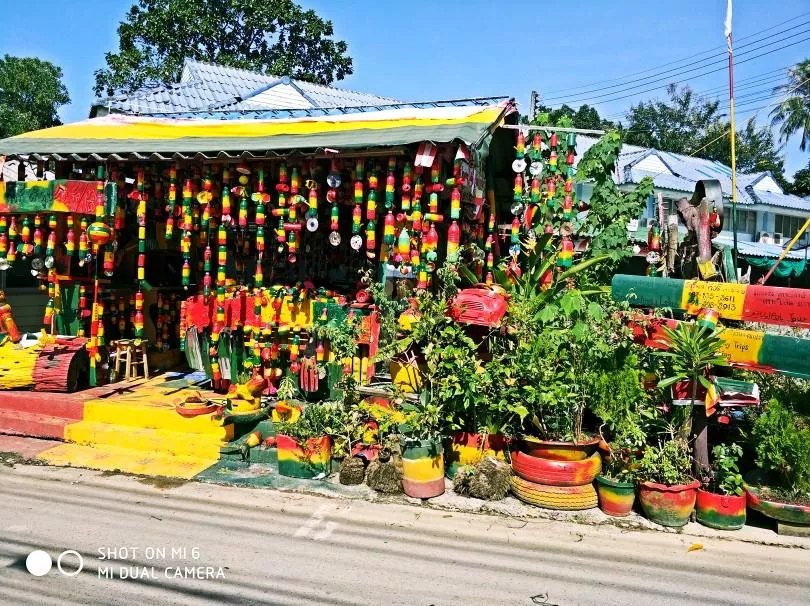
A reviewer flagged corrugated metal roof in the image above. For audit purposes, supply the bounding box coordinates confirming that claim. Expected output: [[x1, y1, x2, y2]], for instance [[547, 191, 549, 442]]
[[93, 59, 400, 115], [576, 136, 809, 210]]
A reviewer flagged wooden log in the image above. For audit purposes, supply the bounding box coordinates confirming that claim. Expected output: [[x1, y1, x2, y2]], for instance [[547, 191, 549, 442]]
[[31, 338, 89, 393]]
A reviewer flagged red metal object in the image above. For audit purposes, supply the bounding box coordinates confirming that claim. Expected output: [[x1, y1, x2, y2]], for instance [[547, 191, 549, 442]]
[[448, 287, 508, 327]]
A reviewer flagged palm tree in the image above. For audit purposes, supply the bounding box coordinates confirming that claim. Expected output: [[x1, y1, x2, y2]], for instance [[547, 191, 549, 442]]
[[770, 59, 810, 152]]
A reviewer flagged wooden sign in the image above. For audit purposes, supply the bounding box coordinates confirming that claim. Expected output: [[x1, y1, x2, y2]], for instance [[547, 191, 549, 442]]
[[613, 275, 810, 328]]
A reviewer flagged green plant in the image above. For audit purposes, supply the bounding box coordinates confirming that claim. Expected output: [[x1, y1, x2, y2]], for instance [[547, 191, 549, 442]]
[[707, 443, 744, 496], [750, 399, 810, 495], [276, 374, 299, 401], [636, 440, 693, 486], [276, 403, 331, 442], [398, 391, 444, 441], [655, 323, 728, 396]]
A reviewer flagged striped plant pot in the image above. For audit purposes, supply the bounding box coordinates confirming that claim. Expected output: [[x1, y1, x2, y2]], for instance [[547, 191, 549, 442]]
[[519, 436, 601, 461], [445, 432, 508, 479], [276, 434, 332, 479], [400, 437, 445, 499], [595, 475, 636, 517], [696, 489, 746, 530], [511, 450, 601, 487], [745, 485, 810, 525], [510, 476, 598, 510], [638, 480, 700, 527]]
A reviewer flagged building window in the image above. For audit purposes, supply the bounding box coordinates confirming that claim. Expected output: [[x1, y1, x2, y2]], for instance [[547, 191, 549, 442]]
[[723, 208, 756, 235], [774, 214, 808, 241]]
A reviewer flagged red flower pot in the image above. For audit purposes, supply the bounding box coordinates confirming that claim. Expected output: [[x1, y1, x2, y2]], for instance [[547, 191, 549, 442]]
[[519, 436, 601, 461], [511, 450, 601, 486], [638, 480, 700, 527], [696, 489, 746, 530]]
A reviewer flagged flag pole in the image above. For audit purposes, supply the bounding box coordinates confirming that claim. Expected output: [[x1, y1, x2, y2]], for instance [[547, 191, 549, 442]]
[[726, 1, 739, 276]]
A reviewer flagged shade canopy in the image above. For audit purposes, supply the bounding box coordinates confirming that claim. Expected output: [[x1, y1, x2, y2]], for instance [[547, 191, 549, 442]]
[[0, 102, 511, 159]]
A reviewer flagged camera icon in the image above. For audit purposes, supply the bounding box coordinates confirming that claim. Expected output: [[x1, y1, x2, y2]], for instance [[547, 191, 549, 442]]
[[26, 550, 84, 577]]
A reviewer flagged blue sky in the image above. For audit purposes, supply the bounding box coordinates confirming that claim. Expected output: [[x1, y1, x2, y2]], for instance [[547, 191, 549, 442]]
[[2, 0, 808, 176]]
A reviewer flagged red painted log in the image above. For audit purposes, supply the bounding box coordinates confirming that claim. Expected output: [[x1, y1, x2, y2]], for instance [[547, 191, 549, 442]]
[[31, 338, 89, 393]]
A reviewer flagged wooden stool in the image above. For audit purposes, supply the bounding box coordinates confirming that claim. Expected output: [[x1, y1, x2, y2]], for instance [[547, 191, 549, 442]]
[[111, 339, 149, 382], [128, 339, 149, 381]]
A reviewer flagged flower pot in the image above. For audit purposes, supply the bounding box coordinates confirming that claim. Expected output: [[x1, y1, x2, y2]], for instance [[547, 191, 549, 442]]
[[511, 475, 598, 510], [745, 485, 810, 525], [444, 432, 509, 479], [511, 449, 601, 486], [595, 475, 636, 517], [400, 437, 445, 499], [695, 489, 746, 530], [276, 434, 332, 479], [519, 436, 601, 461], [638, 480, 700, 527]]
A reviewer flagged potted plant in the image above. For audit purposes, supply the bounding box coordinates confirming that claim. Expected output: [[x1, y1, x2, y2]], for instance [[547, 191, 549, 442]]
[[398, 391, 446, 499], [275, 404, 333, 479], [636, 439, 699, 527], [745, 399, 810, 524], [654, 320, 727, 476], [696, 443, 746, 530]]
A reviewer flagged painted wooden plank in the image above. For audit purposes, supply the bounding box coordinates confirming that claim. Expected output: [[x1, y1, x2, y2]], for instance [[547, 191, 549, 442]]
[[612, 275, 810, 328]]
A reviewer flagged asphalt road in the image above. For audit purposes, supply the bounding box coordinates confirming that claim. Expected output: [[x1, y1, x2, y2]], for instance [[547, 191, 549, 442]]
[[1, 464, 809, 606]]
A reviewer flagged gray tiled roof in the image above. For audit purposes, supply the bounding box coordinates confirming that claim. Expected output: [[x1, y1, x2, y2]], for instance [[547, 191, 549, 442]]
[[576, 135, 810, 212], [92, 59, 399, 115]]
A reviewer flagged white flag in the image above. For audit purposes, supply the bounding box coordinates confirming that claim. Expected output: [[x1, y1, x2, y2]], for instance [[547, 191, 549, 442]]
[[724, 0, 732, 40]]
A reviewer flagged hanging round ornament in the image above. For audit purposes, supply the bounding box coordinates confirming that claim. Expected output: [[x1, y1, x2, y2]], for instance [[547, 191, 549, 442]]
[[329, 231, 341, 247], [511, 158, 527, 173], [529, 161, 543, 176], [306, 217, 319, 232], [350, 234, 363, 250], [510, 200, 524, 216]]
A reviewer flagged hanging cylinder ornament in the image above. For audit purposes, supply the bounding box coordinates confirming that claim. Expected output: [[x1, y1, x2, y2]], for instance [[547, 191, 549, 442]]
[[447, 220, 460, 262], [306, 181, 318, 232], [221, 166, 232, 223], [450, 187, 461, 221], [385, 157, 396, 210], [384, 211, 396, 246], [557, 236, 574, 269], [134, 291, 144, 339]]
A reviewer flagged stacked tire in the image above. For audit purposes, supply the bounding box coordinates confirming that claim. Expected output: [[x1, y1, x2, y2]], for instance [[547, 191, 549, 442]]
[[510, 440, 601, 510]]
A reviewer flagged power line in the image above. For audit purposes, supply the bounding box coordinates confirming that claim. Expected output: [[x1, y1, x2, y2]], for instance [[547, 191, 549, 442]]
[[543, 31, 809, 106], [541, 11, 810, 96], [551, 36, 810, 108], [543, 21, 809, 103]]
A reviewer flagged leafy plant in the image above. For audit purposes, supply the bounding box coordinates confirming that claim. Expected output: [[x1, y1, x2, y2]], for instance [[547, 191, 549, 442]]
[[276, 403, 331, 442], [276, 374, 299, 401], [636, 440, 693, 486], [706, 443, 744, 496], [655, 323, 727, 395], [398, 391, 444, 441], [750, 399, 810, 495]]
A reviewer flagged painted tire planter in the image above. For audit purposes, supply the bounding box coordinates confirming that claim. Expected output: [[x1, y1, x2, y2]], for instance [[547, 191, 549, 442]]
[[276, 434, 332, 479], [638, 480, 700, 527], [511, 450, 601, 486], [511, 476, 598, 510], [745, 485, 810, 525], [445, 432, 508, 479], [519, 436, 601, 461], [695, 489, 746, 530], [595, 475, 636, 517], [400, 437, 445, 499]]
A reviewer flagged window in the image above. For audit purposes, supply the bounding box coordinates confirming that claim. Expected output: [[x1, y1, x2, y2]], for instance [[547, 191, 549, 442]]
[[723, 208, 756, 235], [774, 214, 806, 239]]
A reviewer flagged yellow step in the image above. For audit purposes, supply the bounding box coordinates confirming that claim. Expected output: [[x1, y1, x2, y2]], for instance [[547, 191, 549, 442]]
[[64, 421, 226, 459], [83, 399, 233, 439], [38, 443, 216, 479]]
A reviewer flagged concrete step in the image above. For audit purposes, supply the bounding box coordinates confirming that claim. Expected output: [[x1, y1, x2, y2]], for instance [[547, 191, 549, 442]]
[[0, 409, 72, 439], [64, 421, 226, 459], [82, 399, 232, 439], [37, 443, 217, 479], [0, 391, 84, 419]]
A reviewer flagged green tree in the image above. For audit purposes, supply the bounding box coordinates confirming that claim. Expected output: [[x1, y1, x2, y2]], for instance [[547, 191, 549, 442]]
[[625, 84, 723, 154], [94, 0, 353, 97], [770, 59, 810, 152], [790, 161, 810, 197], [534, 103, 618, 131], [0, 55, 70, 139]]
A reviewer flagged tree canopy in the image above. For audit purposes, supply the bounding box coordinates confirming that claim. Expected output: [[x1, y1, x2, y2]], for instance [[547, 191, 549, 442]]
[[624, 84, 788, 188], [533, 103, 618, 131], [791, 161, 810, 198], [0, 55, 70, 139], [770, 58, 810, 152], [93, 0, 354, 97]]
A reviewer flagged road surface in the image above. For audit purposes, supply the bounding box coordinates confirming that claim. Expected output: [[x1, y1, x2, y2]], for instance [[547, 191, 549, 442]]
[[1, 464, 809, 605]]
